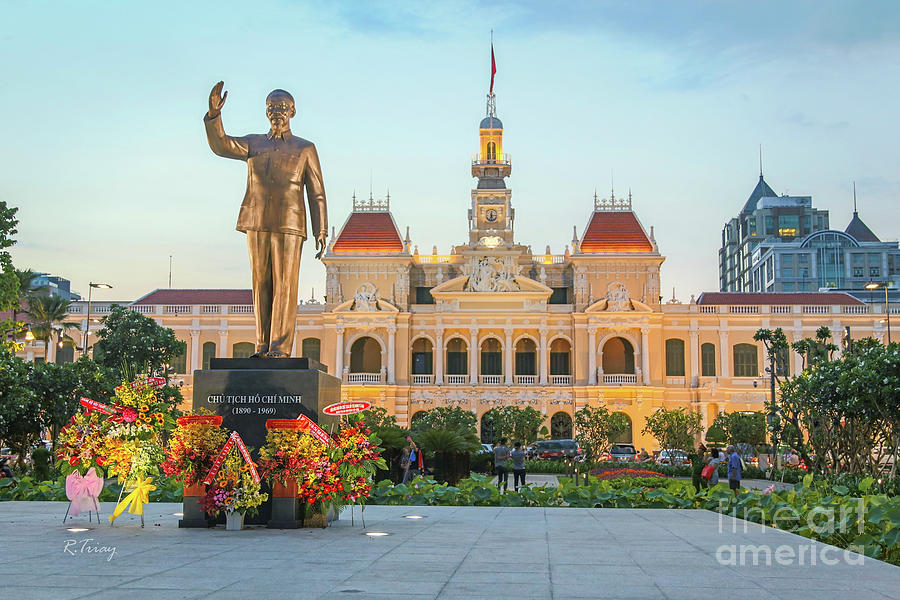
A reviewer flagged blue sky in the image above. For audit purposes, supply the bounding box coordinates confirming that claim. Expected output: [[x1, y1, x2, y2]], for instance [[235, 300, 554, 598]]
[[2, 0, 898, 301]]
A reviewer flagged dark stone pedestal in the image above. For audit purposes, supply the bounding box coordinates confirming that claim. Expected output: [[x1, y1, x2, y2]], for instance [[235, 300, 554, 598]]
[[179, 489, 215, 528], [184, 357, 341, 527]]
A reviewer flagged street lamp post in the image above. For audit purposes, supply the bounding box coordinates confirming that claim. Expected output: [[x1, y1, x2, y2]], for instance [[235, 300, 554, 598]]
[[84, 282, 113, 357], [865, 282, 891, 344]]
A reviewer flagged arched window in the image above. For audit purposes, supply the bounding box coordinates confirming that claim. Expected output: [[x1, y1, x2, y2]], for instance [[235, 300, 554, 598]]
[[480, 412, 495, 444], [170, 350, 187, 374], [613, 412, 633, 444], [301, 338, 321, 362], [232, 342, 254, 359], [665, 338, 685, 376], [486, 141, 497, 161], [514, 338, 536, 376], [411, 338, 434, 375], [350, 336, 382, 373], [701, 343, 716, 376], [601, 337, 635, 374], [446, 338, 468, 375], [551, 412, 573, 439], [733, 343, 759, 377], [202, 341, 216, 370], [549, 339, 571, 375], [480, 338, 502, 375], [410, 411, 427, 429]]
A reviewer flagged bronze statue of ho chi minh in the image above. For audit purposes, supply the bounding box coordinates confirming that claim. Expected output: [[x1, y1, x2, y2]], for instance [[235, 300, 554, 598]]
[[204, 81, 327, 358]]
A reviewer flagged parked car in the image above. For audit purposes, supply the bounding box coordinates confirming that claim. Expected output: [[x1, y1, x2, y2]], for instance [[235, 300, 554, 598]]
[[527, 439, 583, 460], [605, 444, 638, 462], [656, 449, 691, 466]]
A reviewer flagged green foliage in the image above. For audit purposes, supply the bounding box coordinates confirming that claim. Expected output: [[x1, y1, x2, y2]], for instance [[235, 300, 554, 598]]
[[482, 406, 544, 444], [0, 350, 40, 466], [0, 201, 21, 351], [642, 407, 702, 453], [345, 406, 396, 430], [0, 474, 184, 503], [414, 428, 480, 455], [93, 305, 187, 377], [410, 406, 477, 435], [573, 406, 630, 465], [30, 447, 52, 481], [707, 411, 767, 447]]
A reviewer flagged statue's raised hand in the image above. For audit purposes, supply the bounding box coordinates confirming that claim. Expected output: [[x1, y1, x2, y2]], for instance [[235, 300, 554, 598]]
[[208, 81, 228, 118]]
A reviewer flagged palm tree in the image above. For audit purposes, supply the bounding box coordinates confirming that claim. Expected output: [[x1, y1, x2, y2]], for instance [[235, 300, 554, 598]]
[[23, 294, 79, 361], [9, 268, 44, 341]]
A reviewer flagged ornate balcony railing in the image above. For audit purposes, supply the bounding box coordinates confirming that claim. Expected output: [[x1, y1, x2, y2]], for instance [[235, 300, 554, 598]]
[[347, 373, 383, 384], [411, 374, 434, 385], [515, 375, 536, 385], [480, 375, 502, 385], [602, 374, 637, 385], [446, 375, 468, 385], [550, 375, 572, 385]]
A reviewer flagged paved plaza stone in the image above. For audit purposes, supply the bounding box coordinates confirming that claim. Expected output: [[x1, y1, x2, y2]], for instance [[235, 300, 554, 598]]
[[1, 501, 898, 599]]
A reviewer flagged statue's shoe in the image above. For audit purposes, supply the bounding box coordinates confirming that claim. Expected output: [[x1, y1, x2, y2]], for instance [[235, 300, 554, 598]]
[[266, 351, 288, 358], [249, 351, 267, 358]]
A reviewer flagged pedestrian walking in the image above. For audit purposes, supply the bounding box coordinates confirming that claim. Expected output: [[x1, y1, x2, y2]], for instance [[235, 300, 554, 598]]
[[706, 447, 721, 487], [493, 438, 510, 493], [511, 441, 526, 492], [727, 444, 742, 496]]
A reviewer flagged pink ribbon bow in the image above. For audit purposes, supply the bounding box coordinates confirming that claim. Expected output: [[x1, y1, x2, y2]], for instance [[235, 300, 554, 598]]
[[66, 468, 103, 515]]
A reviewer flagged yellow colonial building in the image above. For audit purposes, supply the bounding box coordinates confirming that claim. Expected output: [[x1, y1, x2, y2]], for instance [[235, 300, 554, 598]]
[[49, 91, 888, 450]]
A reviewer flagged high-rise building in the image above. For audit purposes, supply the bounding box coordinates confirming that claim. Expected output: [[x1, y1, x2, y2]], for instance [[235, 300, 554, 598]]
[[719, 173, 829, 292]]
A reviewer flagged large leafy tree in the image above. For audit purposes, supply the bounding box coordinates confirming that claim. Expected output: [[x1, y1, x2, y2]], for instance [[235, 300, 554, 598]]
[[31, 358, 118, 452], [23, 293, 80, 359], [0, 201, 21, 350], [642, 407, 702, 453], [482, 406, 545, 444], [0, 350, 39, 467], [706, 411, 767, 447], [94, 305, 186, 376], [410, 406, 478, 435], [574, 406, 630, 465]]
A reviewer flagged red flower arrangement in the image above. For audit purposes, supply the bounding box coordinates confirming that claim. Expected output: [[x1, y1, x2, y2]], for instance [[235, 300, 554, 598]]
[[594, 468, 669, 480], [162, 413, 229, 487]]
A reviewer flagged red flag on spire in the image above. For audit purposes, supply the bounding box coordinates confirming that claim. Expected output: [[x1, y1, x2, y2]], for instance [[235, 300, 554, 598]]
[[490, 42, 497, 94]]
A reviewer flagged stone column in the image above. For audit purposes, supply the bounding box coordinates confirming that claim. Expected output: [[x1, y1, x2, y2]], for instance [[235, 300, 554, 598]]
[[218, 328, 228, 359], [387, 324, 396, 384], [641, 327, 651, 385], [504, 326, 514, 384], [792, 328, 803, 375], [469, 327, 478, 384], [719, 330, 729, 378], [190, 329, 200, 373], [539, 325, 549, 385], [335, 323, 345, 378], [588, 326, 598, 385], [434, 325, 444, 385], [689, 328, 699, 387]]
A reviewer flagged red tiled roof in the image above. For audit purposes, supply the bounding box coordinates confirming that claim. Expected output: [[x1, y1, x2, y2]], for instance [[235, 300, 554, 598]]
[[697, 292, 864, 306], [133, 289, 252, 305], [332, 212, 404, 254], [580, 211, 653, 253]]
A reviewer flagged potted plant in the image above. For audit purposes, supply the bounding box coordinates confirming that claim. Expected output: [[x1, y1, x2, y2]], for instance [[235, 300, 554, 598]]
[[162, 413, 228, 527], [198, 445, 267, 530], [258, 419, 321, 528]]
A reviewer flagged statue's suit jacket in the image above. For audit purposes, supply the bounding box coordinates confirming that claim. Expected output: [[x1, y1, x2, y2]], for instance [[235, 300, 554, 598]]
[[204, 113, 327, 239]]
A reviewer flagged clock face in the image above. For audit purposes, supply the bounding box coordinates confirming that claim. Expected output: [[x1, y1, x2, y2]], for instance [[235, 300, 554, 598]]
[[485, 208, 498, 223]]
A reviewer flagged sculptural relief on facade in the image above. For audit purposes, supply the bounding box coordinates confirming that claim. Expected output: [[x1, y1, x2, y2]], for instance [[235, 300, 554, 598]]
[[606, 282, 632, 311], [352, 282, 380, 311], [463, 256, 521, 292]]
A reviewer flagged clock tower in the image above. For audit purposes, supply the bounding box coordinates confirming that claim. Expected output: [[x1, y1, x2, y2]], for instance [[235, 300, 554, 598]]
[[468, 90, 514, 245]]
